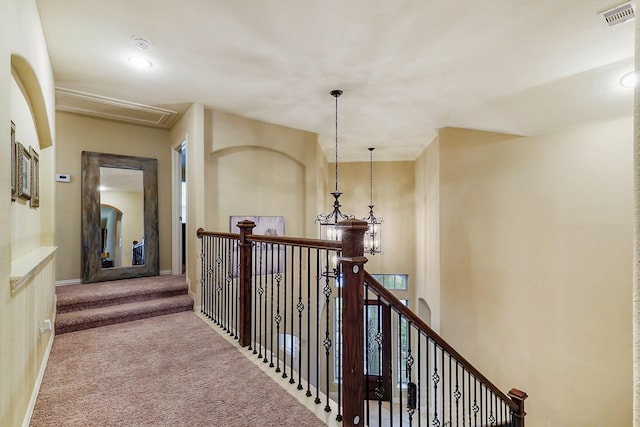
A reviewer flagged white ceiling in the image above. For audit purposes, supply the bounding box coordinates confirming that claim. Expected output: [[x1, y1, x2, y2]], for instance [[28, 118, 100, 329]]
[[36, 0, 635, 162]]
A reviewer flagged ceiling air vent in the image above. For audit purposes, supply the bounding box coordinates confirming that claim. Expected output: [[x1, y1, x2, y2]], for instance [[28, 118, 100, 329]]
[[601, 1, 635, 26]]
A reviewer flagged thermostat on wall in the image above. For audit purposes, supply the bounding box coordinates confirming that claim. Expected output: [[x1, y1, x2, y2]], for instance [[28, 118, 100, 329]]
[[55, 174, 71, 183]]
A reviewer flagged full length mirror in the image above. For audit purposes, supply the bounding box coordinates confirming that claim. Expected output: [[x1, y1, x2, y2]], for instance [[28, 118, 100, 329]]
[[82, 151, 159, 283]]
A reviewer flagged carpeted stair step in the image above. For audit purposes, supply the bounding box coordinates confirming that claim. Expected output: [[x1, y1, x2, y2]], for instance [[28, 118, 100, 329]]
[[55, 295, 194, 335], [56, 276, 189, 314]]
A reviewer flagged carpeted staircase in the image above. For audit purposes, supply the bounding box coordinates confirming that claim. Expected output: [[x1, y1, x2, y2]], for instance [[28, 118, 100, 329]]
[[55, 275, 193, 334]]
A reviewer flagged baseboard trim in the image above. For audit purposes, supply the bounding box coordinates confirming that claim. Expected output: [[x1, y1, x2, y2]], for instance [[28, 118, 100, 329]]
[[56, 278, 81, 286], [22, 325, 55, 427], [160, 270, 172, 276]]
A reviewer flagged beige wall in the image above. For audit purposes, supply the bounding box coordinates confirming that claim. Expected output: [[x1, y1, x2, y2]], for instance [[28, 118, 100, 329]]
[[415, 137, 440, 329], [1, 0, 57, 425], [170, 102, 205, 296], [338, 160, 416, 303], [206, 110, 324, 238], [54, 112, 172, 281], [435, 122, 633, 426]]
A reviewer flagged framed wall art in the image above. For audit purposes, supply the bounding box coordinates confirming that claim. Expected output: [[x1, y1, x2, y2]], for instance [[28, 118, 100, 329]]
[[16, 142, 31, 200], [230, 215, 285, 276], [29, 146, 39, 208], [10, 121, 16, 201]]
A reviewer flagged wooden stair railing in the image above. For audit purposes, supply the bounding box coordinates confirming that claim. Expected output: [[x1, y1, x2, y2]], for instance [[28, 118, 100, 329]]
[[197, 220, 526, 427]]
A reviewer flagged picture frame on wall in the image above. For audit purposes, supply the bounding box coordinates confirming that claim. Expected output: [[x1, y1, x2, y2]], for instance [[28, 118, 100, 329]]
[[10, 121, 16, 201], [29, 146, 39, 208], [230, 215, 285, 277], [16, 142, 31, 200]]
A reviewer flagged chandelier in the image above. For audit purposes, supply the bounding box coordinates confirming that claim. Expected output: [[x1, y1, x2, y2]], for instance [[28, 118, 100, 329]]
[[363, 147, 383, 254], [316, 89, 354, 242]]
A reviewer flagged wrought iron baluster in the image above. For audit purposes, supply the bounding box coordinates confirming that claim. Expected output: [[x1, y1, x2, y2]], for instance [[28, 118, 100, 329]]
[[262, 243, 269, 363], [448, 353, 452, 427], [417, 331, 422, 427], [288, 246, 296, 381], [480, 383, 484, 425], [426, 337, 430, 427], [433, 343, 440, 427], [207, 236, 213, 320], [233, 239, 239, 339], [288, 247, 295, 382], [269, 243, 275, 368], [281, 247, 288, 376], [250, 241, 256, 353], [296, 246, 304, 388], [364, 285, 370, 426], [295, 247, 304, 389], [376, 293, 383, 424], [257, 243, 264, 359], [378, 295, 392, 421], [224, 238, 230, 333], [275, 246, 282, 373], [336, 261, 342, 422], [199, 236, 205, 316], [305, 247, 312, 397], [221, 239, 227, 331], [455, 361, 461, 427], [473, 377, 478, 426], [491, 391, 497, 426], [399, 313, 405, 427], [215, 236, 222, 325], [203, 237, 209, 319], [468, 372, 473, 427], [322, 250, 332, 413], [441, 346, 445, 427], [314, 251, 321, 405], [406, 320, 415, 427]]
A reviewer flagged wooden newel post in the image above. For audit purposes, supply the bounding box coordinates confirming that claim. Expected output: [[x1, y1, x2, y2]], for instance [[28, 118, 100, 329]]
[[237, 220, 256, 347], [338, 219, 369, 427], [508, 388, 528, 427]]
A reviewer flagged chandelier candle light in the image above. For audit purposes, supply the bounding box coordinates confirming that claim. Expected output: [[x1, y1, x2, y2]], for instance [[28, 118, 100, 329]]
[[316, 89, 354, 242], [364, 147, 383, 254]]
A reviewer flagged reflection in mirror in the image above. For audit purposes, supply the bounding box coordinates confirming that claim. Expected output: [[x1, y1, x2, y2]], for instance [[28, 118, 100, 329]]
[[100, 167, 144, 268], [100, 204, 122, 268], [82, 151, 158, 283]]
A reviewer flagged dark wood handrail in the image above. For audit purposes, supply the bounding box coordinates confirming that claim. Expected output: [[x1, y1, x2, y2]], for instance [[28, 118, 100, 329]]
[[247, 234, 342, 251], [196, 228, 239, 239], [363, 271, 519, 412], [196, 227, 343, 251]]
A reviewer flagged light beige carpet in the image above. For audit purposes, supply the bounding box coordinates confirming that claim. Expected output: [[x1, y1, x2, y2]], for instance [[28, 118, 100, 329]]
[[30, 311, 327, 427]]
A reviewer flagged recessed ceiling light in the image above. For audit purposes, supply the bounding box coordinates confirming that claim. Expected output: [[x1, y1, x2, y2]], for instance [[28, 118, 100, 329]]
[[620, 71, 637, 88], [128, 56, 152, 69]]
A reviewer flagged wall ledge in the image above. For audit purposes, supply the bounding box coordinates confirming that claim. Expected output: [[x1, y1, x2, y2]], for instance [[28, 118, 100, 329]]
[[11, 246, 57, 293]]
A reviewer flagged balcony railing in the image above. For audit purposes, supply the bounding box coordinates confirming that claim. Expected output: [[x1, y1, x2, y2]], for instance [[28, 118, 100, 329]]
[[197, 219, 526, 427]]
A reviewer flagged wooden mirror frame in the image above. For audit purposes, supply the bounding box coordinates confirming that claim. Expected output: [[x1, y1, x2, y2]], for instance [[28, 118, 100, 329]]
[[81, 151, 159, 283]]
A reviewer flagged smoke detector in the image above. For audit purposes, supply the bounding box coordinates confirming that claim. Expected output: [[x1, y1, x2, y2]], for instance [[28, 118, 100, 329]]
[[133, 36, 152, 50], [601, 1, 635, 26]]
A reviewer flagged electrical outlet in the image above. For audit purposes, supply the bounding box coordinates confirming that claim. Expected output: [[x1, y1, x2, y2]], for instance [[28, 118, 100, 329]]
[[39, 319, 53, 336]]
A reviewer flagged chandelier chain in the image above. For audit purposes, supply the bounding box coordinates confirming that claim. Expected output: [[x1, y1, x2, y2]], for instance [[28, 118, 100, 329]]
[[334, 93, 339, 192], [369, 148, 373, 206]]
